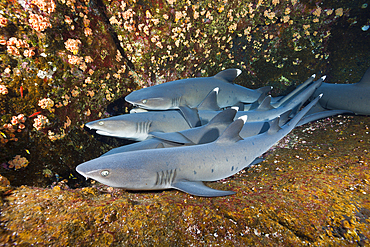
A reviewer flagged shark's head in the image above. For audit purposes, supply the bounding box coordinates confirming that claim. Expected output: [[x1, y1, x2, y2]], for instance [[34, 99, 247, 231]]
[[125, 85, 181, 110], [85, 115, 151, 141], [76, 155, 153, 189]]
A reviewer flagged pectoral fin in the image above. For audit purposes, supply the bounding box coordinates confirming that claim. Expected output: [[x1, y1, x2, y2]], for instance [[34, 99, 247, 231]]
[[150, 131, 194, 144], [172, 181, 236, 197], [297, 110, 353, 127], [178, 106, 201, 128]]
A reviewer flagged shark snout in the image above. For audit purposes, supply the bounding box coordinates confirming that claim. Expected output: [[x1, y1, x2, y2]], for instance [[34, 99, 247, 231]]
[[84, 123, 92, 129], [76, 163, 91, 180]]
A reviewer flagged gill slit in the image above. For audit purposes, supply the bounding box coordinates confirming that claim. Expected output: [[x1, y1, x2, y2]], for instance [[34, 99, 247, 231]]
[[136, 121, 152, 134], [155, 169, 177, 186], [172, 96, 182, 107]]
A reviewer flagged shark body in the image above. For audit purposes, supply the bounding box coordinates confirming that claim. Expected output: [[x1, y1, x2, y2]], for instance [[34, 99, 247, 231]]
[[85, 109, 199, 141], [312, 66, 370, 115], [125, 69, 269, 110], [76, 95, 321, 197], [86, 77, 323, 141]]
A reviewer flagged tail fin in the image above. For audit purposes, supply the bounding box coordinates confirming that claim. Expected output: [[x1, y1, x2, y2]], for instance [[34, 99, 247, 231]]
[[287, 94, 322, 127], [272, 74, 315, 108], [283, 76, 324, 111]]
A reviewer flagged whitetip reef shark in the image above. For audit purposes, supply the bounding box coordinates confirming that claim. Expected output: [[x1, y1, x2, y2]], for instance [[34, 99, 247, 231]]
[[76, 95, 322, 197], [125, 68, 271, 110], [86, 76, 322, 141], [312, 66, 370, 115], [84, 106, 201, 141]]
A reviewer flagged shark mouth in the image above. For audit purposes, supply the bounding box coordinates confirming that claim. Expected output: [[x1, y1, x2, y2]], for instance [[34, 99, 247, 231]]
[[96, 130, 117, 136]]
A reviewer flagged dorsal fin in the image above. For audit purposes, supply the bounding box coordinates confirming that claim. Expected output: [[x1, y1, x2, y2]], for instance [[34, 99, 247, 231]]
[[213, 68, 242, 83], [178, 106, 201, 128], [197, 87, 220, 111], [216, 116, 247, 144], [247, 91, 271, 111], [150, 131, 194, 144], [167, 109, 237, 144], [255, 96, 274, 111], [256, 85, 272, 94], [358, 66, 370, 85], [267, 117, 282, 134], [207, 108, 237, 126]]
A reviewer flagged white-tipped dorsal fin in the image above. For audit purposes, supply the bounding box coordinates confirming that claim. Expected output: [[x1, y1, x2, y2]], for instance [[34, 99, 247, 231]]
[[238, 115, 248, 124], [256, 85, 272, 94], [197, 87, 220, 111], [215, 117, 246, 144], [213, 68, 242, 83], [321, 75, 326, 81]]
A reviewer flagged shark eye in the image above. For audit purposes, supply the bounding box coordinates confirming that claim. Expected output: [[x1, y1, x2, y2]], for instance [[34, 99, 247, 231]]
[[101, 170, 110, 177], [142, 99, 147, 104], [98, 121, 104, 126]]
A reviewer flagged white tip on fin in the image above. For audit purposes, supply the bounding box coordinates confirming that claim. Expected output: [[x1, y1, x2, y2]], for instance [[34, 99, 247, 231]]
[[318, 93, 323, 98], [213, 87, 220, 93], [231, 106, 239, 111], [238, 115, 248, 124], [236, 69, 242, 77], [311, 74, 316, 78], [321, 75, 326, 81]]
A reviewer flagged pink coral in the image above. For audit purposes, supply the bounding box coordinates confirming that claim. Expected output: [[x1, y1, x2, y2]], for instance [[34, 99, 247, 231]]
[[0, 85, 8, 95], [31, 0, 56, 14], [24, 49, 35, 58], [64, 38, 82, 54], [29, 13, 52, 32], [33, 115, 49, 130], [38, 98, 54, 110], [0, 16, 8, 27]]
